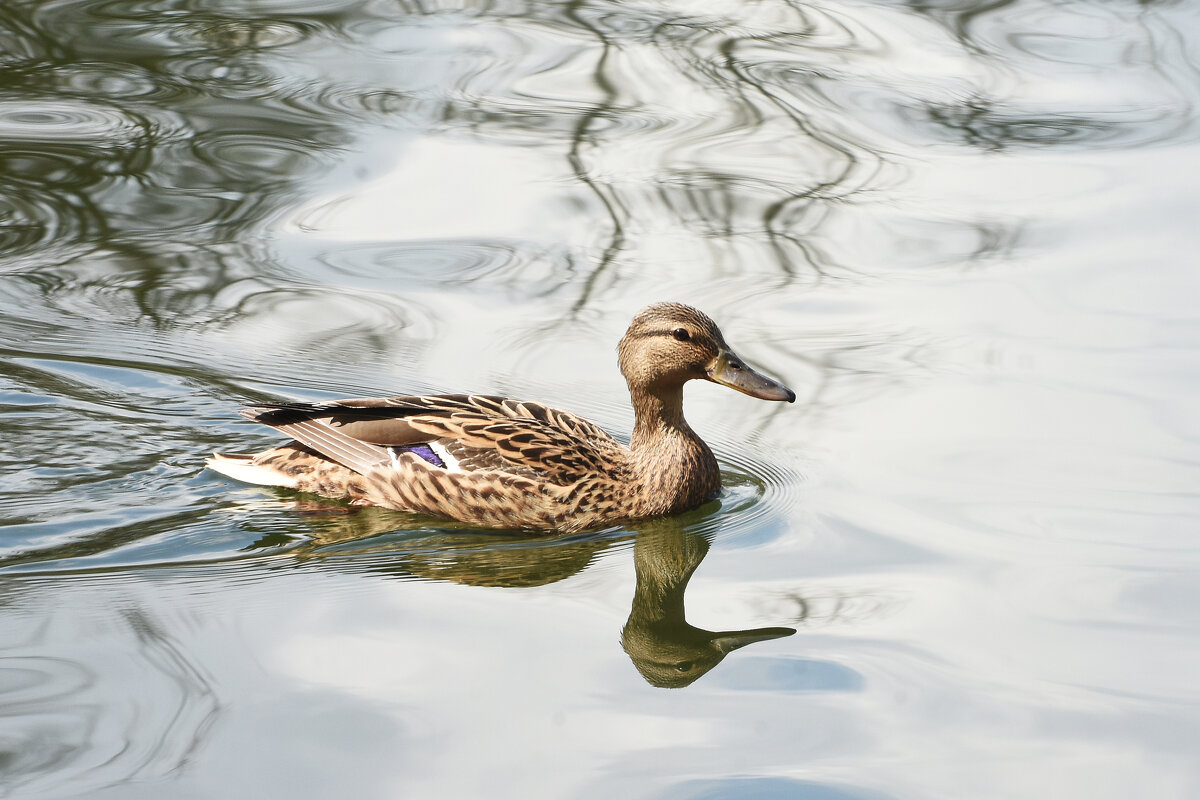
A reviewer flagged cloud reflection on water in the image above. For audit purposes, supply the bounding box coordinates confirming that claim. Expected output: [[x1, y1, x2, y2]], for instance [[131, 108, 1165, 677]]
[[0, 587, 218, 797]]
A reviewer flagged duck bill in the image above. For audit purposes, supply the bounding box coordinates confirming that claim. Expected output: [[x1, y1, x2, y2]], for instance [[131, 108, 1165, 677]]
[[706, 349, 796, 403]]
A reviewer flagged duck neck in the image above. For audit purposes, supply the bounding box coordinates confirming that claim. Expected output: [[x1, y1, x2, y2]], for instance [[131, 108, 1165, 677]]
[[627, 382, 720, 511], [630, 383, 691, 450]]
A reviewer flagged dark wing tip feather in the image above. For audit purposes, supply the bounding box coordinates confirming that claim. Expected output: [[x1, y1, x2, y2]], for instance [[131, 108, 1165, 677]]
[[240, 403, 331, 425], [238, 400, 350, 424]]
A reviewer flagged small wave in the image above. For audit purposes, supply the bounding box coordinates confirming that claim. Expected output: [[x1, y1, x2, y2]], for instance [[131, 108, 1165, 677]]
[[207, 285, 438, 392], [53, 62, 177, 102], [0, 98, 156, 144], [315, 240, 528, 287], [707, 443, 803, 544], [166, 18, 314, 50], [903, 97, 1181, 151], [0, 586, 219, 796], [281, 84, 418, 119], [160, 53, 278, 96], [190, 131, 327, 184], [0, 189, 97, 265]]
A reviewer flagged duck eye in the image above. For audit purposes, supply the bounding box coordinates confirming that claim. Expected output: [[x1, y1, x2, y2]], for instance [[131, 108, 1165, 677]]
[[672, 328, 691, 342]]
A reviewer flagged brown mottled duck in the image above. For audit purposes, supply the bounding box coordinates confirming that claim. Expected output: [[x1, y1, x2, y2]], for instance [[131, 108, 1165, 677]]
[[206, 302, 794, 532]]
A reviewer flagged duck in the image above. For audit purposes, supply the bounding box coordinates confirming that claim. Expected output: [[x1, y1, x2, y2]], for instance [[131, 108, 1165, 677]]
[[206, 302, 795, 532]]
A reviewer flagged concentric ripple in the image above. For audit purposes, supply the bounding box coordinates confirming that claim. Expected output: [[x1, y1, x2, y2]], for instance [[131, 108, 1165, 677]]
[[0, 99, 149, 144], [0, 587, 220, 797], [53, 62, 174, 102], [0, 189, 97, 265], [699, 443, 804, 544]]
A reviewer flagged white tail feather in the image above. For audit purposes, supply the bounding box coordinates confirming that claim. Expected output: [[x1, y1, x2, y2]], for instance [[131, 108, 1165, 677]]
[[205, 453, 299, 489]]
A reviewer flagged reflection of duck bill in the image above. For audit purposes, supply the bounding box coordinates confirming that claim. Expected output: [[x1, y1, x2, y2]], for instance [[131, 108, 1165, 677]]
[[711, 626, 796, 653]]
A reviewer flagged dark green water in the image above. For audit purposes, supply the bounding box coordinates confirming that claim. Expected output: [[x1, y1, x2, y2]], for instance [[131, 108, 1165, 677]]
[[2, 1, 1199, 797]]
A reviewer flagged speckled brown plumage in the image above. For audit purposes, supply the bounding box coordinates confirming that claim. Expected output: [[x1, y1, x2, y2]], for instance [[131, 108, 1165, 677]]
[[206, 303, 794, 532]]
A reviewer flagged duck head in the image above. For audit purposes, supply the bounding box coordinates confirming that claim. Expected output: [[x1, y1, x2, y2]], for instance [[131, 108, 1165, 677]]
[[617, 302, 795, 403]]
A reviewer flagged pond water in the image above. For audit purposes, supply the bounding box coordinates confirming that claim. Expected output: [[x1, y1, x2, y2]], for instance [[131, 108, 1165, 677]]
[[2, 0, 1199, 797]]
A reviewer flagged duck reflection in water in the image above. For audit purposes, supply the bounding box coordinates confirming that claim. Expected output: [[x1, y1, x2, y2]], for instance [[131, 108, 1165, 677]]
[[622, 521, 794, 688], [252, 505, 794, 688]]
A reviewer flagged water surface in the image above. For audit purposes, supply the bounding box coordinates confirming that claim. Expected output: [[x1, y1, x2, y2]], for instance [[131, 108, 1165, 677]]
[[2, 0, 1199, 798]]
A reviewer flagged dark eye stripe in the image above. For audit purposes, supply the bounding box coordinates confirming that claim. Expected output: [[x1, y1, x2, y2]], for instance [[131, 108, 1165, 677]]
[[629, 329, 692, 340]]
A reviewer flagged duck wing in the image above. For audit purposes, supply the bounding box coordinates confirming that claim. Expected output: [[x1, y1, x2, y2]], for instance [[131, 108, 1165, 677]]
[[241, 394, 624, 485]]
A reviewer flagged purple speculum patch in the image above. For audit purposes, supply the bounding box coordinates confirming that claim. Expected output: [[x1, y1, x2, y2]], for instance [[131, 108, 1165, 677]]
[[398, 443, 446, 468]]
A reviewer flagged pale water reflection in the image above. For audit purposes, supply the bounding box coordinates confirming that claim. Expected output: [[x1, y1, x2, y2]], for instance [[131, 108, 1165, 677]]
[[0, 523, 803, 798], [1, 0, 1199, 797]]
